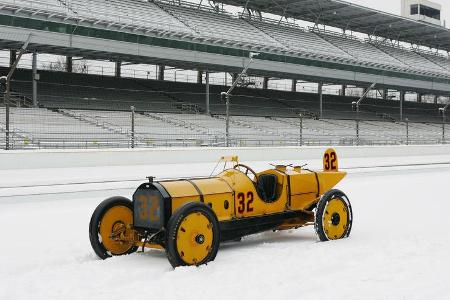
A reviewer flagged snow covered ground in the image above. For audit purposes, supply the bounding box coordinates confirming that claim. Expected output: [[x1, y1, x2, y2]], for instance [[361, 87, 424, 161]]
[[1, 155, 450, 299]]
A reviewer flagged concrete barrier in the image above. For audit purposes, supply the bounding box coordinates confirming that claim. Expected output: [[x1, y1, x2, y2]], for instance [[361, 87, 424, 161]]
[[1, 145, 450, 170]]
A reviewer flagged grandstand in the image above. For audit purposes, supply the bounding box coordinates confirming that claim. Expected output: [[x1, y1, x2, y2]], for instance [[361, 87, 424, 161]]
[[0, 0, 449, 149]]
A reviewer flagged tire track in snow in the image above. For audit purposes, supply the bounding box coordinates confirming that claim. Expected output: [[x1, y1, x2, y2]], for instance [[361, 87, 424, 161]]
[[2, 161, 450, 199]]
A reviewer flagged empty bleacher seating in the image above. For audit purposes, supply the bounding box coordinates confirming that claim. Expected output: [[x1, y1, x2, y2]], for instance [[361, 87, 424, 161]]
[[65, 0, 193, 35], [248, 19, 352, 62], [316, 33, 405, 70], [0, 0, 69, 15], [160, 2, 283, 49], [4, 67, 444, 123], [375, 44, 447, 76], [2, 0, 450, 78], [1, 105, 443, 149]]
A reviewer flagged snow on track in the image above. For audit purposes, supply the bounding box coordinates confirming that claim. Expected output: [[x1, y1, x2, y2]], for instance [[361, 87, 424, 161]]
[[1, 157, 450, 299]]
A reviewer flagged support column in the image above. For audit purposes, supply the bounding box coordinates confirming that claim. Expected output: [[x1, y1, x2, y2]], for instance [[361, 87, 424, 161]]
[[417, 93, 423, 103], [9, 50, 16, 67], [400, 90, 405, 121], [434, 95, 438, 104], [158, 65, 165, 81], [130, 106, 135, 149], [66, 56, 73, 73], [298, 113, 303, 146], [6, 104, 9, 150], [405, 118, 409, 145], [115, 61, 121, 77], [263, 77, 269, 90], [383, 89, 388, 100], [205, 71, 210, 115], [291, 79, 297, 92], [223, 93, 230, 147], [443, 109, 447, 144], [197, 70, 203, 84], [32, 52, 38, 107], [341, 84, 346, 96], [318, 82, 323, 119]]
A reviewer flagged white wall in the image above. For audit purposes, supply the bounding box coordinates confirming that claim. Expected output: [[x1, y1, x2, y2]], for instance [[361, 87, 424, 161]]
[[1, 145, 450, 170]]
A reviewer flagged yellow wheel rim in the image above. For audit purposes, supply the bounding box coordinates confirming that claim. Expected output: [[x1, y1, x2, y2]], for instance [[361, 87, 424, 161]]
[[176, 212, 214, 265], [322, 198, 349, 240], [99, 205, 134, 255]]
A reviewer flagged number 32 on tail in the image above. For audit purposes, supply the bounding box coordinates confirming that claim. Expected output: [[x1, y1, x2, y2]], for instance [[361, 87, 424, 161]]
[[323, 148, 338, 171]]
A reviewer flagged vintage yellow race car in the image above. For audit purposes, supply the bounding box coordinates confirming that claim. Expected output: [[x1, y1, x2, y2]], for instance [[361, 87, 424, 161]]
[[89, 148, 352, 267]]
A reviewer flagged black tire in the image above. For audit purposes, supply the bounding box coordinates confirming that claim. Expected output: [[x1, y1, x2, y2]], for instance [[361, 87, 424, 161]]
[[89, 196, 138, 259], [165, 202, 220, 268], [315, 189, 353, 242]]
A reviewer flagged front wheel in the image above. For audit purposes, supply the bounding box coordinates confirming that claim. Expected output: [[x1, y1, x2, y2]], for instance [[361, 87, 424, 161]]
[[165, 202, 220, 268], [89, 196, 138, 259], [315, 189, 353, 241]]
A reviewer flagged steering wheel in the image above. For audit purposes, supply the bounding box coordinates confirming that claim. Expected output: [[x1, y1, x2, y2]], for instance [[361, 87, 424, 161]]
[[233, 164, 258, 182]]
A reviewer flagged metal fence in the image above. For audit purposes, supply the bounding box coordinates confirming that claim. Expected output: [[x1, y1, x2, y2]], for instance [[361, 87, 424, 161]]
[[0, 103, 448, 150]]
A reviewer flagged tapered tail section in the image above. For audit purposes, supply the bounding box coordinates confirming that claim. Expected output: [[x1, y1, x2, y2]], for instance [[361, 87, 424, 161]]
[[318, 148, 346, 193], [316, 171, 347, 195]]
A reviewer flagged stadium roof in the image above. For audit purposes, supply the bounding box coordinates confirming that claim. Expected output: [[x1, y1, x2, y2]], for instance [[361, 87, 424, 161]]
[[218, 0, 450, 52]]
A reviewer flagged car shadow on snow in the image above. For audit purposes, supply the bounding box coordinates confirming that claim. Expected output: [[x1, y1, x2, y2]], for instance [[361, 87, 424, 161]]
[[85, 231, 316, 267], [219, 230, 316, 251]]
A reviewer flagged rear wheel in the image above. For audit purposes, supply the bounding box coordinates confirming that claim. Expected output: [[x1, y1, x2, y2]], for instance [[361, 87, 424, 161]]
[[89, 197, 138, 259], [166, 202, 220, 268], [315, 189, 352, 241]]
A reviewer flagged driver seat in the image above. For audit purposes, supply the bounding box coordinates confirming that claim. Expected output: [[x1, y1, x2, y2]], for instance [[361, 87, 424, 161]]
[[257, 174, 278, 202]]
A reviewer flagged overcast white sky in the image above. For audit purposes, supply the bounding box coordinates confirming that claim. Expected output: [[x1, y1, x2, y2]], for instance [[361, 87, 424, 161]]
[[350, 0, 449, 27]]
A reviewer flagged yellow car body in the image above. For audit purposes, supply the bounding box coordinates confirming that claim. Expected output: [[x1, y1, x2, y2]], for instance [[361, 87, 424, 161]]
[[89, 148, 352, 267]]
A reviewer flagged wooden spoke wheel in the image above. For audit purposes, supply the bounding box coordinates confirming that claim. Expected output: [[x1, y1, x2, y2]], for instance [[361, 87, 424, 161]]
[[166, 202, 220, 268], [315, 189, 352, 241], [89, 197, 138, 259]]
